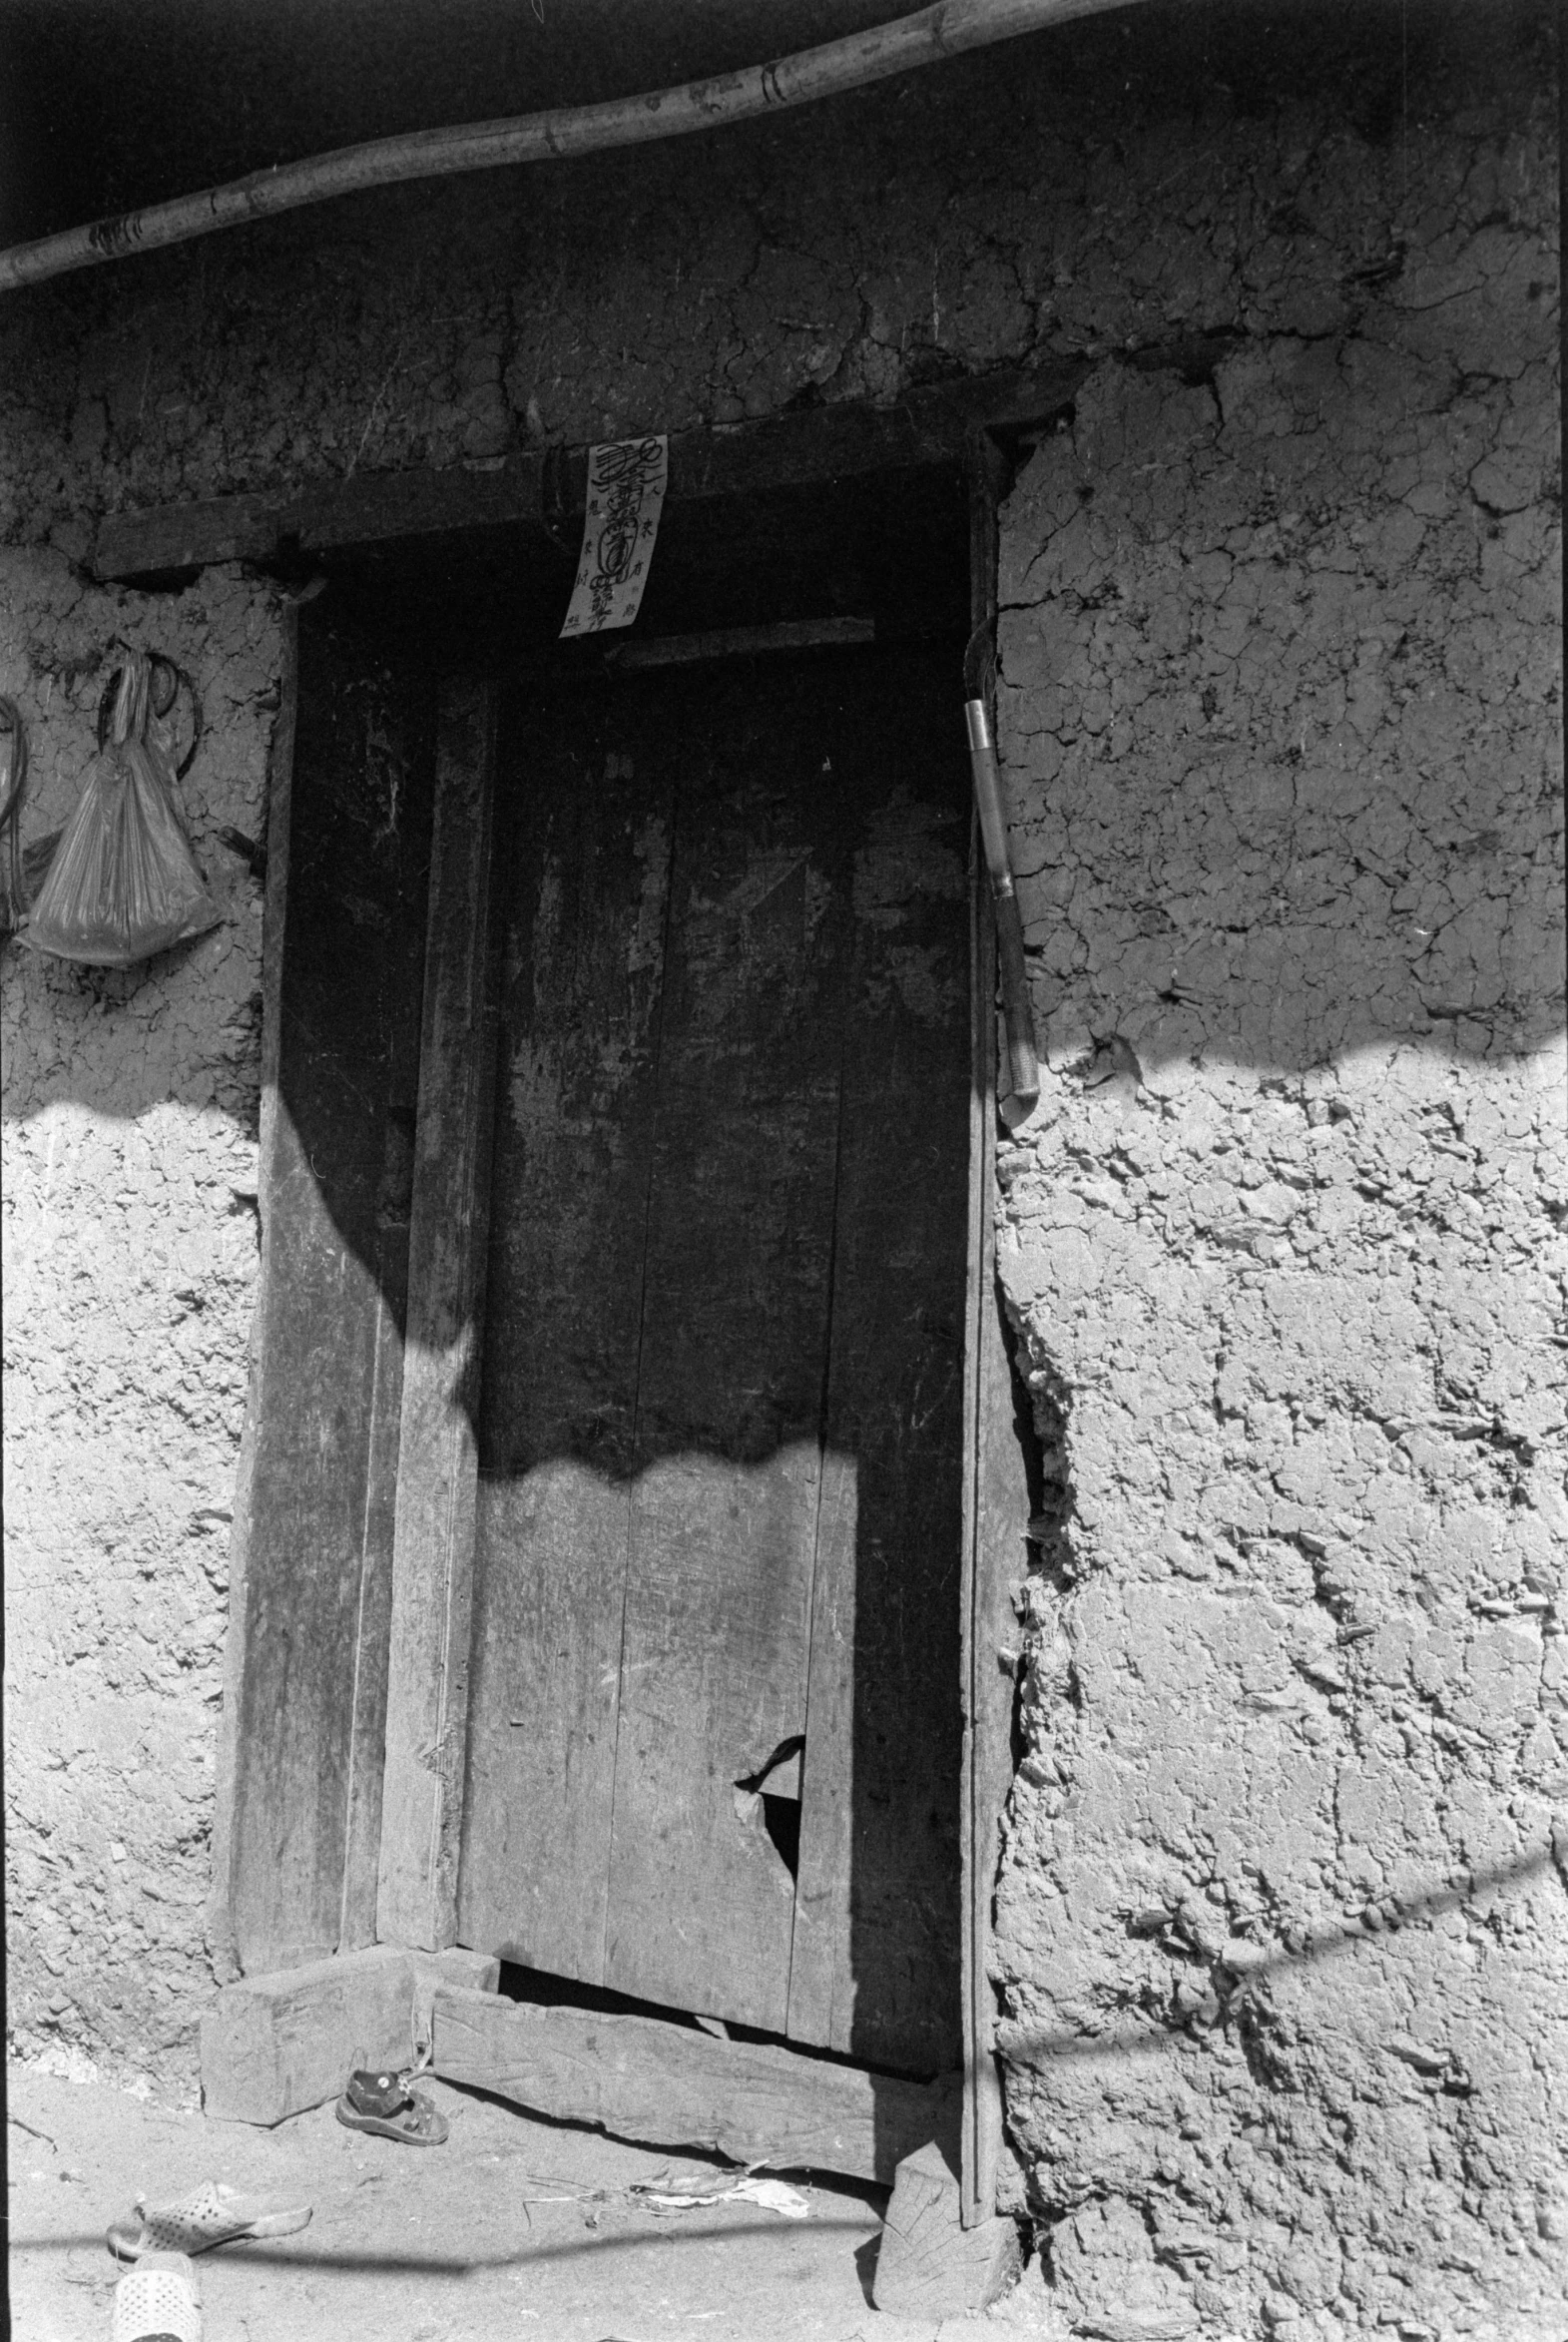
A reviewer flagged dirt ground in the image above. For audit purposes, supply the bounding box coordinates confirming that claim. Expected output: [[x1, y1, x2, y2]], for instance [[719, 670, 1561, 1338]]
[[7, 2064, 1053, 2342]]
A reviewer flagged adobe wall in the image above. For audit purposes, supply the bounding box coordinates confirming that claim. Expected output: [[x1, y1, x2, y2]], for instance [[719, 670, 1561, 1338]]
[[0, 9, 1552, 548], [1, 4, 1560, 2329], [1, 556, 283, 2095], [992, 337, 1564, 2334]]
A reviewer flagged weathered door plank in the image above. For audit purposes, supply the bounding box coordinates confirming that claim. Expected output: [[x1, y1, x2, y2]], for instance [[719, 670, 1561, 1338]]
[[223, 612, 436, 1976], [605, 665, 853, 2030], [214, 602, 299, 1981], [376, 678, 500, 1952], [458, 699, 676, 1982], [788, 659, 971, 2071]]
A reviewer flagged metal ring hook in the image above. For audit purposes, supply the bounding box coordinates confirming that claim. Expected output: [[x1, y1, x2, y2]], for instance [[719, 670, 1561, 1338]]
[[95, 649, 204, 780]]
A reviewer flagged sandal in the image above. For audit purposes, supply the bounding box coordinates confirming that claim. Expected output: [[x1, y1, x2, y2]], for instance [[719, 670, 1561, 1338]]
[[106, 2180, 312, 2262], [334, 2052, 449, 2146], [111, 2250, 202, 2342]]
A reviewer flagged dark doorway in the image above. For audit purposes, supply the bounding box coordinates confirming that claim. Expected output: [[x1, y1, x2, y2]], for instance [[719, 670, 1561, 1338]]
[[459, 636, 971, 2076]]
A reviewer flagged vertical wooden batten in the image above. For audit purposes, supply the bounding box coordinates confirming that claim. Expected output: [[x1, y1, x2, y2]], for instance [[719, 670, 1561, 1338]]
[[337, 1249, 409, 1947], [960, 878, 1004, 2227], [222, 605, 441, 1976], [211, 603, 298, 1982], [376, 677, 501, 1953], [960, 434, 1025, 2227], [968, 1054, 1029, 2216]]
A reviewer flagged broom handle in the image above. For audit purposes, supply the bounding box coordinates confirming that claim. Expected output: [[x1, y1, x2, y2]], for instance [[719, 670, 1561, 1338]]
[[965, 697, 1039, 1111]]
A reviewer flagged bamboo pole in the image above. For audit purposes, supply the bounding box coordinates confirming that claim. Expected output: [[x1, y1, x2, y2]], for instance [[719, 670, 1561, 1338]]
[[0, 0, 1143, 293]]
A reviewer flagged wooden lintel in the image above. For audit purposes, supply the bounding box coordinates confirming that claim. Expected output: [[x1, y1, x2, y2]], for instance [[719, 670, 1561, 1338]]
[[91, 357, 1085, 583], [606, 615, 873, 670], [94, 488, 295, 578], [431, 1985, 961, 2184], [302, 452, 545, 555]]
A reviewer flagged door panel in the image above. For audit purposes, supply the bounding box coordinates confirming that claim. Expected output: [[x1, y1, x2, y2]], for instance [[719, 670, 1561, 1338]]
[[230, 613, 436, 1973], [459, 715, 673, 1981], [788, 789, 971, 2066], [605, 702, 853, 2026], [459, 646, 968, 2069]]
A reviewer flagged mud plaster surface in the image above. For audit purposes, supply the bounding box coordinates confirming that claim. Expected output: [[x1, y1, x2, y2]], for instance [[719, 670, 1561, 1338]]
[[0, 7, 1562, 2337], [0, 10, 1555, 551], [2, 548, 284, 2095], [989, 333, 1565, 2333]]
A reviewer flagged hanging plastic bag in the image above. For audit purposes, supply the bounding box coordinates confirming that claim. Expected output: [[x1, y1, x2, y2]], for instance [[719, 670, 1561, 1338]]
[[25, 650, 221, 967]]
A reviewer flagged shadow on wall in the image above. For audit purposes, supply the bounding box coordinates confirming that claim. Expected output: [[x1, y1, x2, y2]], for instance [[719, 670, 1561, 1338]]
[[1, 932, 261, 1112], [1012, 783, 1566, 1089], [996, 1839, 1565, 2070]]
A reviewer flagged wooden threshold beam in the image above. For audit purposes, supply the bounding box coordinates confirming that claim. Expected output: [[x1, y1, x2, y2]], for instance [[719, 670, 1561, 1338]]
[[431, 1985, 961, 2184], [91, 358, 1085, 583]]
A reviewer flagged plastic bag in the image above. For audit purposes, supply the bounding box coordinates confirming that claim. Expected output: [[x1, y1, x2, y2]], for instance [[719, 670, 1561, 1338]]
[[26, 651, 221, 967]]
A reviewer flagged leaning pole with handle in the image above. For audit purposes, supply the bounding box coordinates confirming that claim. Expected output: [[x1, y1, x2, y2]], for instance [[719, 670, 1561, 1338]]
[[964, 626, 1040, 1118]]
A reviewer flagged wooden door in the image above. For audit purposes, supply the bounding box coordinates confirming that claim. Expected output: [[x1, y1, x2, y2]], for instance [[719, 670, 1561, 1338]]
[[457, 643, 970, 2073]]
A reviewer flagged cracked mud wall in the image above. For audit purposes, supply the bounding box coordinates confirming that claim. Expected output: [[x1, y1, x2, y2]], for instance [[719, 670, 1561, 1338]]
[[2, 553, 284, 2094], [989, 267, 1563, 2342], [0, 7, 1555, 550]]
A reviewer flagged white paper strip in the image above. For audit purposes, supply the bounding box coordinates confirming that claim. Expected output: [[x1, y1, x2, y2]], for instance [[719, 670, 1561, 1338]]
[[560, 435, 669, 638]]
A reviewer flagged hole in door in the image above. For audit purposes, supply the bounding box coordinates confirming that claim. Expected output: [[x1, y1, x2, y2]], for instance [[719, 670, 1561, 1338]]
[[760, 1795, 802, 1883]]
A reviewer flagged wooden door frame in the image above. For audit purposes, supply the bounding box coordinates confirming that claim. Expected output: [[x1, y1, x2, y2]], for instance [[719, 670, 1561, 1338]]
[[145, 380, 1058, 2216], [959, 429, 1022, 2227], [375, 463, 1027, 2220]]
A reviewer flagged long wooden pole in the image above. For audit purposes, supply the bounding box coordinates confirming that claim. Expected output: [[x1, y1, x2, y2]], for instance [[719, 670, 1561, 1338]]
[[0, 0, 1143, 293]]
